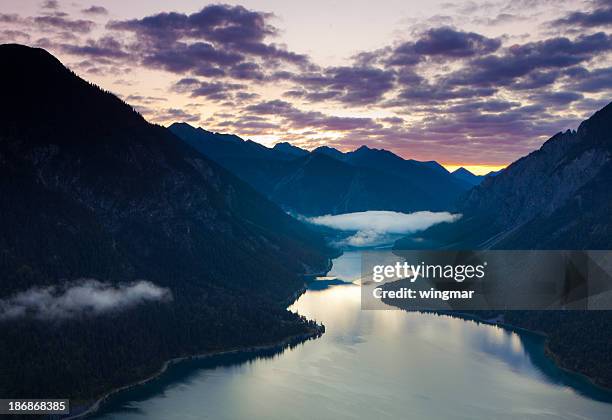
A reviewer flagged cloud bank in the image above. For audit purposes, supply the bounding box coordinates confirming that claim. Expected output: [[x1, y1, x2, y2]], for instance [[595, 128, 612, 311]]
[[0, 279, 172, 321], [1, 1, 611, 165], [307, 210, 461, 247]]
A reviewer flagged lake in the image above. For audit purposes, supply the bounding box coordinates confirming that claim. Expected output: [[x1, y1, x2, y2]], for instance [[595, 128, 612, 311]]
[[92, 250, 612, 419]]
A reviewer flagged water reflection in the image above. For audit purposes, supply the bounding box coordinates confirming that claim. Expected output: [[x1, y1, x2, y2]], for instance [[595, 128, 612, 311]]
[[93, 251, 612, 420], [92, 337, 317, 417]]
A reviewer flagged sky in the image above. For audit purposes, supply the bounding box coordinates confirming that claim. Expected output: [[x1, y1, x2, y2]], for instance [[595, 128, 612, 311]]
[[1, 0, 611, 174]]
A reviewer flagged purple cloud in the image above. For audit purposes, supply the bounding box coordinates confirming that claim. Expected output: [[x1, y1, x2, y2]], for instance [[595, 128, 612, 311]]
[[447, 32, 612, 88], [529, 91, 584, 106], [229, 62, 265, 80], [236, 91, 260, 101], [82, 6, 109, 16], [245, 99, 383, 132], [413, 27, 501, 57], [323, 105, 581, 165], [215, 114, 280, 134], [61, 36, 128, 59], [154, 107, 200, 123], [3, 1, 609, 167], [41, 0, 59, 10], [0, 13, 19, 23], [107, 4, 309, 80], [141, 41, 242, 75], [294, 66, 395, 105], [34, 15, 95, 33], [387, 27, 501, 65], [0, 29, 30, 42], [173, 78, 246, 101], [390, 69, 496, 105], [552, 1, 612, 28], [564, 67, 612, 92]]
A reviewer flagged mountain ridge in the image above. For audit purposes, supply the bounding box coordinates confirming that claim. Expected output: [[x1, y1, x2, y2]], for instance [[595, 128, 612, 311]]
[[451, 167, 483, 186], [169, 123, 470, 215]]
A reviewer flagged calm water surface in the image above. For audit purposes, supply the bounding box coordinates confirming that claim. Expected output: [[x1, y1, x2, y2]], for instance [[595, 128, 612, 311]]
[[93, 251, 612, 419]]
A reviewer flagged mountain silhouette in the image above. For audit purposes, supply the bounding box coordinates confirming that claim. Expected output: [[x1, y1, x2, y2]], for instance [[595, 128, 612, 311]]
[[312, 145, 347, 160], [273, 141, 309, 157], [396, 102, 612, 250], [0, 44, 333, 400], [451, 167, 483, 186], [169, 123, 470, 215]]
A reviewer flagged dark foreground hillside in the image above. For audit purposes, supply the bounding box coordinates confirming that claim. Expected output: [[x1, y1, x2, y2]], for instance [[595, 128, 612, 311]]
[[0, 44, 333, 402]]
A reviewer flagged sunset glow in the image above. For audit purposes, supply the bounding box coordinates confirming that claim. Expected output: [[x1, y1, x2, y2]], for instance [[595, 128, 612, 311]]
[[442, 164, 507, 176], [2, 0, 610, 167]]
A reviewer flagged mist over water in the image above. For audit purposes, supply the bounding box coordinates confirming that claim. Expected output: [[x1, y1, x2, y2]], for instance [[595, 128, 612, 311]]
[[305, 210, 461, 247], [93, 251, 612, 420]]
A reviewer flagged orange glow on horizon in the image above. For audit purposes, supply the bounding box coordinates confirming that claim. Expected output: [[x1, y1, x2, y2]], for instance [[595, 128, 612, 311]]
[[442, 164, 507, 176]]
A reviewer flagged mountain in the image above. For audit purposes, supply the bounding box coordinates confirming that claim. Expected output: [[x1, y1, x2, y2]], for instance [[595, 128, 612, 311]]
[[269, 152, 444, 215], [170, 125, 470, 215], [312, 145, 347, 160], [169, 122, 294, 161], [342, 145, 468, 198], [273, 141, 309, 157], [396, 102, 612, 250], [345, 145, 447, 173], [451, 167, 483, 186], [485, 169, 502, 177], [391, 102, 612, 389], [0, 44, 333, 401], [169, 122, 295, 194]]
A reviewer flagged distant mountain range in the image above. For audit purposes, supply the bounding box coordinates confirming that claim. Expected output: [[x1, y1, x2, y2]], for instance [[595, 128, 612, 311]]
[[169, 123, 471, 215], [0, 44, 333, 400], [273, 141, 309, 157], [451, 167, 502, 186], [451, 167, 484, 186], [397, 102, 612, 250]]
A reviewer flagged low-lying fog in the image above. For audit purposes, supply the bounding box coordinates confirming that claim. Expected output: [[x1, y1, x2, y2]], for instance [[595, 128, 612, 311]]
[[305, 210, 461, 247], [0, 279, 171, 321]]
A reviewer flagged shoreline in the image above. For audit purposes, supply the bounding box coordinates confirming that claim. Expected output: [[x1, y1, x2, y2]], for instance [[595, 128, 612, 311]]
[[65, 253, 611, 418], [441, 311, 612, 393], [66, 326, 324, 420], [66, 258, 333, 419], [379, 276, 612, 395]]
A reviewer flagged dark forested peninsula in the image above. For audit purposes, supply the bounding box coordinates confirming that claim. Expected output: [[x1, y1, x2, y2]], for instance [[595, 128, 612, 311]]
[[0, 44, 334, 404]]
